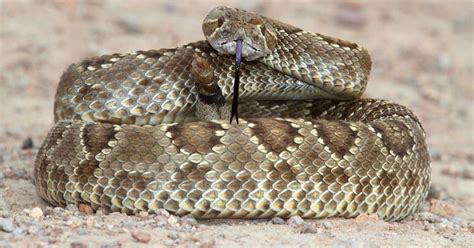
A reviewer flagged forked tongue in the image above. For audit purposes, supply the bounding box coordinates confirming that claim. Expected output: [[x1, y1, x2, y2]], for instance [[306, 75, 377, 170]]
[[230, 39, 243, 124]]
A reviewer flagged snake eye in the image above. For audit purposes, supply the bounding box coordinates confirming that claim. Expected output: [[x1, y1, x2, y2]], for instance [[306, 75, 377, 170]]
[[217, 17, 225, 27], [203, 17, 226, 37]]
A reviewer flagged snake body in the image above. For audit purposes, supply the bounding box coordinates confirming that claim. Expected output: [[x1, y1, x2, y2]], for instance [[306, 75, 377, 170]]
[[34, 7, 430, 220]]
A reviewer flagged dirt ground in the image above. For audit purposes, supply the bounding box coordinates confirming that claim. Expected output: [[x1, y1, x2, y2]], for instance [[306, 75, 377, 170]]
[[0, 0, 473, 247]]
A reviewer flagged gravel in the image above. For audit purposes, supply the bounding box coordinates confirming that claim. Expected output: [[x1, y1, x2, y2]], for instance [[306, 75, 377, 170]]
[[0, 218, 14, 233]]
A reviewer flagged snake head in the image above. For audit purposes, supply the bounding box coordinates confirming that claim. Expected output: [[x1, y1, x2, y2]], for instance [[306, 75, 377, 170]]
[[202, 6, 277, 61]]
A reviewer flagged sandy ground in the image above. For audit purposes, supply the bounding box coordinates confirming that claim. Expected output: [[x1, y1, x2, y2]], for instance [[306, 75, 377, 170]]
[[0, 0, 473, 247]]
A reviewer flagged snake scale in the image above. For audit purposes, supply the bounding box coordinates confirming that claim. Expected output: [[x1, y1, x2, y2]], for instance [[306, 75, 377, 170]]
[[34, 6, 430, 220]]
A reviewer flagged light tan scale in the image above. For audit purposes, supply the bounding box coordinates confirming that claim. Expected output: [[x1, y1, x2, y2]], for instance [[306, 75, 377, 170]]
[[35, 6, 430, 221]]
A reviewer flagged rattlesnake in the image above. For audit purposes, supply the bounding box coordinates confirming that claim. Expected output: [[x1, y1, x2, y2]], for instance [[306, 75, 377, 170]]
[[34, 6, 430, 220]]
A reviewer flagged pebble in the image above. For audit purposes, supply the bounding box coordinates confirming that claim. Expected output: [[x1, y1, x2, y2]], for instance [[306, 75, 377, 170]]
[[21, 137, 34, 150], [53, 207, 66, 216], [70, 241, 87, 248], [66, 204, 79, 214], [78, 204, 93, 215], [287, 216, 304, 227], [27, 225, 38, 235], [130, 230, 151, 243], [138, 211, 149, 218], [414, 212, 443, 223], [449, 216, 469, 228], [270, 217, 285, 225], [167, 215, 179, 225], [299, 223, 321, 234], [168, 232, 179, 240], [155, 209, 170, 218], [66, 217, 82, 228], [181, 215, 198, 227], [322, 221, 333, 229], [96, 207, 110, 216], [27, 207, 44, 219], [0, 218, 14, 233]]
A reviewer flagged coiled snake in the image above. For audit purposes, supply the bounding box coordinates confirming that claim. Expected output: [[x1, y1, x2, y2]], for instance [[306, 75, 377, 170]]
[[34, 6, 430, 220]]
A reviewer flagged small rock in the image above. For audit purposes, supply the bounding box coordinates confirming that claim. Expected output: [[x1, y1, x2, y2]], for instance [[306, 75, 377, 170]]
[[79, 204, 93, 215], [287, 216, 304, 227], [138, 211, 149, 218], [27, 226, 38, 235], [155, 209, 170, 218], [181, 215, 198, 227], [0, 218, 14, 233], [96, 207, 110, 216], [131, 230, 151, 243], [66, 204, 79, 214], [271, 217, 285, 225], [429, 199, 455, 217], [413, 212, 443, 223], [70, 241, 87, 248], [66, 217, 82, 228], [21, 137, 34, 149], [168, 232, 179, 240], [44, 207, 55, 216], [28, 207, 44, 219], [167, 215, 179, 225], [322, 221, 333, 229], [469, 227, 474, 233], [434, 223, 447, 229], [449, 217, 469, 228], [299, 223, 321, 234]]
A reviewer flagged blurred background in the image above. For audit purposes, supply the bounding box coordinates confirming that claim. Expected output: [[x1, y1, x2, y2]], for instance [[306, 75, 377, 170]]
[[0, 0, 472, 243]]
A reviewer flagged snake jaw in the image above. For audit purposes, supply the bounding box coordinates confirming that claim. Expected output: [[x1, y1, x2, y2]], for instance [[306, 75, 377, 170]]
[[215, 40, 263, 61]]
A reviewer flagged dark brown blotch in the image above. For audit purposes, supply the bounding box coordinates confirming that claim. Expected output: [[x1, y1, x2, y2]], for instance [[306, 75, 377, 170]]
[[80, 55, 111, 69], [371, 119, 415, 157], [317, 33, 359, 50], [250, 119, 298, 154], [315, 120, 357, 158], [187, 40, 215, 54], [83, 123, 116, 155], [168, 122, 223, 154], [138, 49, 164, 59], [79, 123, 116, 183]]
